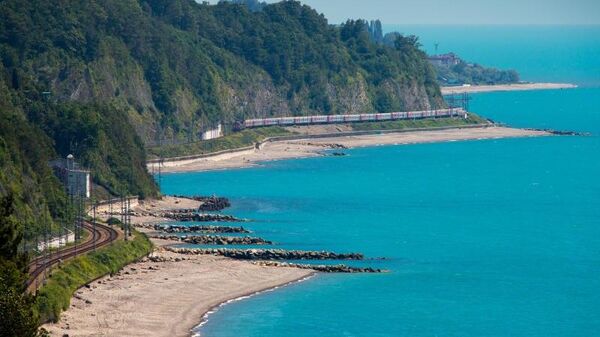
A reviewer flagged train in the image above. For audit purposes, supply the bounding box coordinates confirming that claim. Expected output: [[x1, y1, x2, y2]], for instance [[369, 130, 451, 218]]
[[242, 108, 467, 129]]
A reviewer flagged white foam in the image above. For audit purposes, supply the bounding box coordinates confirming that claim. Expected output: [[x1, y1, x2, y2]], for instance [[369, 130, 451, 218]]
[[191, 274, 316, 337]]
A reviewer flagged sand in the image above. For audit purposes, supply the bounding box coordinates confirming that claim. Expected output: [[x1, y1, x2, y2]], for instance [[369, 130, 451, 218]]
[[41, 251, 313, 337], [158, 126, 550, 173], [42, 197, 314, 337], [440, 82, 576, 95]]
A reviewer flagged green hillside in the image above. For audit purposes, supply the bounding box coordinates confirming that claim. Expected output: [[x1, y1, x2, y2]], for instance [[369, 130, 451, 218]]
[[0, 0, 446, 243]]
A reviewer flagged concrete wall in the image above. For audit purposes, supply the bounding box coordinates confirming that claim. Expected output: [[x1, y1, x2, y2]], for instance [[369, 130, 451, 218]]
[[201, 124, 223, 141], [37, 230, 76, 251]]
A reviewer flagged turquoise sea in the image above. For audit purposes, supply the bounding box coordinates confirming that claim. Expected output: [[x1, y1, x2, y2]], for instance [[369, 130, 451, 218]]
[[160, 26, 600, 337]]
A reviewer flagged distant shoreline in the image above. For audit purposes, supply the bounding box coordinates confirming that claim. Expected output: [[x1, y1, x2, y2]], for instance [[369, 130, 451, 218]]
[[441, 82, 577, 95], [155, 125, 550, 174]]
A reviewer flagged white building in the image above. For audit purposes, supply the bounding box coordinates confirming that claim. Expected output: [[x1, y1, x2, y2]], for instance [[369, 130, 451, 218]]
[[66, 169, 91, 198], [201, 123, 223, 140], [50, 154, 91, 199]]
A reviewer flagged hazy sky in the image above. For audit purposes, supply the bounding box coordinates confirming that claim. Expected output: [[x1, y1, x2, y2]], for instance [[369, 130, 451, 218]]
[[211, 0, 600, 25]]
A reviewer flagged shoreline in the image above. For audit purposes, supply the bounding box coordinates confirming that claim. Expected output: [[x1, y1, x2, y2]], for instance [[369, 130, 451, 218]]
[[155, 126, 551, 173], [440, 82, 577, 95], [192, 273, 316, 336], [41, 197, 315, 337]]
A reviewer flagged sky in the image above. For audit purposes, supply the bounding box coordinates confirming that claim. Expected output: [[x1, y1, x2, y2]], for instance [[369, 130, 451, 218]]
[[210, 0, 600, 25]]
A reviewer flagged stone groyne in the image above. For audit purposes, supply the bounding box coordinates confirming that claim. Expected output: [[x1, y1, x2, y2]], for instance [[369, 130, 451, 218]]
[[171, 195, 232, 211], [254, 261, 385, 273], [155, 235, 273, 245], [163, 213, 245, 222], [525, 128, 591, 136], [166, 247, 364, 261], [137, 223, 251, 234]]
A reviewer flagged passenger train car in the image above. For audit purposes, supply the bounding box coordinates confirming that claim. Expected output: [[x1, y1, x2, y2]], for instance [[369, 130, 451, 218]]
[[243, 108, 467, 129]]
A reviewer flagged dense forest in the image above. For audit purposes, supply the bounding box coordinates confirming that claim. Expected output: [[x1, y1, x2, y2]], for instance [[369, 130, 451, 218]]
[[0, 0, 444, 238]]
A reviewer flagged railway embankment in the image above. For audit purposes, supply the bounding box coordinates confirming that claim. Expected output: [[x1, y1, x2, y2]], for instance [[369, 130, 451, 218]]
[[35, 229, 152, 323]]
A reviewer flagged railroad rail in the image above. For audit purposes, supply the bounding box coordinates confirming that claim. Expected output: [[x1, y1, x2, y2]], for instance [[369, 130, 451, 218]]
[[26, 221, 119, 293], [242, 108, 468, 129]]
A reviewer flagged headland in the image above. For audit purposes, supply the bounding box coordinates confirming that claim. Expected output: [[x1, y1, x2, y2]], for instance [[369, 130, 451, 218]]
[[440, 82, 577, 95]]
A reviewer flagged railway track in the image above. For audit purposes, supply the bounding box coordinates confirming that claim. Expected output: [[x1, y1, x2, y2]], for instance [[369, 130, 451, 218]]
[[26, 221, 119, 292]]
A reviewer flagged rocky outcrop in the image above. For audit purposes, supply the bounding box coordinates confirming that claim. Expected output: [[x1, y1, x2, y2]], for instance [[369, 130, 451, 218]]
[[171, 195, 231, 211], [197, 197, 231, 212], [166, 247, 364, 261], [161, 225, 250, 234], [254, 261, 385, 273], [294, 142, 348, 149], [155, 235, 272, 245], [525, 128, 590, 136], [162, 213, 245, 222]]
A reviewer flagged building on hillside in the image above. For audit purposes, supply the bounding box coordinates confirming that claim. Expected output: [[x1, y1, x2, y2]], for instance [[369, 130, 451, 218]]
[[201, 123, 223, 141], [428, 53, 460, 67], [49, 154, 91, 198]]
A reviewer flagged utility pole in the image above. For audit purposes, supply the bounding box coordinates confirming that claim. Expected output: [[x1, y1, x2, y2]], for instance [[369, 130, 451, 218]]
[[74, 174, 82, 257], [121, 192, 127, 241], [42, 91, 52, 286], [71, 186, 76, 258], [126, 196, 131, 239], [43, 215, 48, 286], [92, 199, 96, 251]]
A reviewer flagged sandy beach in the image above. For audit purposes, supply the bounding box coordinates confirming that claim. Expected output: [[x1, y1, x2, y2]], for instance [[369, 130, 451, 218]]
[[440, 82, 576, 95], [42, 197, 314, 337], [158, 126, 550, 173], [41, 251, 312, 337]]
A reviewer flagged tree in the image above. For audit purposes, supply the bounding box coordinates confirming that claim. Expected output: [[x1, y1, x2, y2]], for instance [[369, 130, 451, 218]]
[[0, 193, 45, 337]]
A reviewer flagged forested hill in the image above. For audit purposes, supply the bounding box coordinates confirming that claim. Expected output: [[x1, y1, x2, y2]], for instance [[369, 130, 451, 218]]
[[0, 0, 443, 234]]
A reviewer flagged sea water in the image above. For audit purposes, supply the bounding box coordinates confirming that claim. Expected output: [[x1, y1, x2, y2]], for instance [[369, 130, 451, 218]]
[[160, 26, 600, 337]]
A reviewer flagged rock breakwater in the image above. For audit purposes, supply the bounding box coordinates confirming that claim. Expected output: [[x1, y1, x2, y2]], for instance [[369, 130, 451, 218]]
[[155, 235, 273, 245], [137, 223, 250, 234], [163, 213, 245, 222], [171, 195, 231, 211], [526, 128, 591, 136], [166, 247, 364, 260], [254, 261, 385, 273]]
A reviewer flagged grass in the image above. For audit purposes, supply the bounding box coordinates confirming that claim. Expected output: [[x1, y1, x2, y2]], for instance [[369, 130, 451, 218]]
[[350, 113, 488, 131], [147, 126, 291, 159], [34, 230, 153, 323]]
